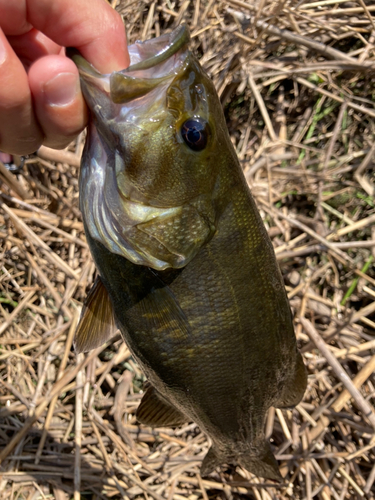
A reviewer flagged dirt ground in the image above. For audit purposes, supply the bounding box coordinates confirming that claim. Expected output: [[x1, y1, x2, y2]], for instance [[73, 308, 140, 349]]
[[1, 0, 375, 499]]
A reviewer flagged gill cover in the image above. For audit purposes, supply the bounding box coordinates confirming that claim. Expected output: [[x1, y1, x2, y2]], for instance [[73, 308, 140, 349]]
[[71, 26, 218, 271]]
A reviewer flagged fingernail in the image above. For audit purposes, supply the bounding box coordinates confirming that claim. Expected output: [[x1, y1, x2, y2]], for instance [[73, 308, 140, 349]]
[[44, 72, 80, 106]]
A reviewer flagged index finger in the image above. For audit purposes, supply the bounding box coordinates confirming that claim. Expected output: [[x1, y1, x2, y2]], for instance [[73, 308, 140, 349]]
[[7, 0, 130, 73]]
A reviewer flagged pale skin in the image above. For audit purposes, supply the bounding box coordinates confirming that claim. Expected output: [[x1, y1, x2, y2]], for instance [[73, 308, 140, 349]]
[[0, 0, 129, 155]]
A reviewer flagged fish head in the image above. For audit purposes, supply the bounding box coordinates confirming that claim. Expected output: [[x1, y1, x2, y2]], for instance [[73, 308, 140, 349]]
[[72, 25, 233, 270]]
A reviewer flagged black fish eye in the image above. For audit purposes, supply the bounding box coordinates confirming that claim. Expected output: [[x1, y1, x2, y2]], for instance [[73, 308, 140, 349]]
[[180, 118, 209, 151]]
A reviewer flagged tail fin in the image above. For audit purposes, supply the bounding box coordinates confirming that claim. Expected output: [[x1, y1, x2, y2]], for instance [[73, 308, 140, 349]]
[[200, 442, 282, 481]]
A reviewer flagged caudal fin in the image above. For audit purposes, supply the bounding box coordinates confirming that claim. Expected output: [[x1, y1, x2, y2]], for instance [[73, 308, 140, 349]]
[[200, 442, 282, 481]]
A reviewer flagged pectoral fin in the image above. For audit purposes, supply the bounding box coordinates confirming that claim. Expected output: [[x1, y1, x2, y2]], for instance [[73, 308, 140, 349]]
[[74, 275, 117, 353], [137, 282, 192, 341], [136, 385, 187, 427]]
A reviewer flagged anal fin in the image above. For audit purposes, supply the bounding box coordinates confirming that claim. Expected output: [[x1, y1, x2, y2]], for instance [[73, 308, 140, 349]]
[[74, 275, 117, 353], [136, 385, 187, 427]]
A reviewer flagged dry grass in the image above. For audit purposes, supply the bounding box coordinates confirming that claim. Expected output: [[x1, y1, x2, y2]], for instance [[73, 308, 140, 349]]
[[1, 0, 375, 498]]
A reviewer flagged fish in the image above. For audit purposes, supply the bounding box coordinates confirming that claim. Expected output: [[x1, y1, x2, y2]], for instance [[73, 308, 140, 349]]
[[69, 25, 307, 480]]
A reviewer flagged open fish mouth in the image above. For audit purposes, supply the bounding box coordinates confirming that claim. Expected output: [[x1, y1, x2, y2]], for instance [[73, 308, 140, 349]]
[[68, 25, 190, 103]]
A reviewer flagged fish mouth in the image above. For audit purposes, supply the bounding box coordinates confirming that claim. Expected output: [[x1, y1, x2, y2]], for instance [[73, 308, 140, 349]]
[[68, 25, 190, 103]]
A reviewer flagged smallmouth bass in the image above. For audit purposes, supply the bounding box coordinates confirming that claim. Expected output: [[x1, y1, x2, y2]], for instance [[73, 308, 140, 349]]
[[71, 25, 307, 480]]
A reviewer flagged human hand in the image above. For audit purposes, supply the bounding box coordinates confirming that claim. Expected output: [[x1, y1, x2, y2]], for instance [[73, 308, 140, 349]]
[[0, 0, 129, 155]]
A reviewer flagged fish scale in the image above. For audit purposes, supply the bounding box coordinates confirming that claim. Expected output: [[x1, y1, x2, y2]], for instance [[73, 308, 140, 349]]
[[71, 25, 307, 480]]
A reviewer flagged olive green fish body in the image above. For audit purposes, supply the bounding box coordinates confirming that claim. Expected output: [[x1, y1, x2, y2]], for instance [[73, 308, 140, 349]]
[[73, 26, 306, 479]]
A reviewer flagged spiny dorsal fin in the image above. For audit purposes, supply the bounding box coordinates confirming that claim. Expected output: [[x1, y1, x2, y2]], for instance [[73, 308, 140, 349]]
[[74, 275, 117, 353], [136, 385, 187, 427]]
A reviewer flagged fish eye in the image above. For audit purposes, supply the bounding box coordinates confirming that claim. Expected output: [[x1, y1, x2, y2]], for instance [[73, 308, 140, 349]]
[[180, 118, 209, 151]]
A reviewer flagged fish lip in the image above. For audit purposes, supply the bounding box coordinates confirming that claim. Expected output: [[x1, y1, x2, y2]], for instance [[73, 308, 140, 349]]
[[66, 48, 102, 79], [67, 24, 190, 78], [125, 24, 190, 73]]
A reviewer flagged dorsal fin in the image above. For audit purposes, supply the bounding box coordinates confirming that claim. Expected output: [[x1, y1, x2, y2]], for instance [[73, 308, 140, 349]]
[[74, 275, 117, 353]]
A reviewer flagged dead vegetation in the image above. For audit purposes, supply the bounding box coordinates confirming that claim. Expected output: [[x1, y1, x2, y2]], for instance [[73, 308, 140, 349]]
[[1, 0, 375, 498]]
